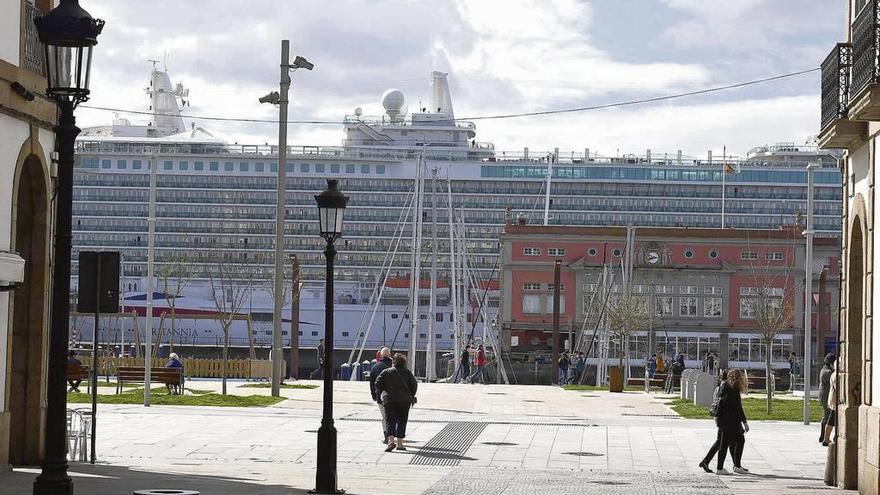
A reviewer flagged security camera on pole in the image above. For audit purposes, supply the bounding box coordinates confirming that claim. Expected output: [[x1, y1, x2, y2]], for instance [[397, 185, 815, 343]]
[[260, 40, 313, 397]]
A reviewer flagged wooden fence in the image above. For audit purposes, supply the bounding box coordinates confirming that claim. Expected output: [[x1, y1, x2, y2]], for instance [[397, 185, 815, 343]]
[[80, 357, 281, 379]]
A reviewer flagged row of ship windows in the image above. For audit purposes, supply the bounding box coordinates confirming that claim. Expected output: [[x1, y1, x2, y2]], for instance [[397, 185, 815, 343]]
[[481, 165, 842, 184], [72, 173, 844, 201], [81, 158, 387, 175]]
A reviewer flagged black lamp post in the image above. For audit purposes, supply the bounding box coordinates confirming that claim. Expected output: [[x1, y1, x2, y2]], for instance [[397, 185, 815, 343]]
[[33, 2, 103, 495], [313, 179, 348, 494]]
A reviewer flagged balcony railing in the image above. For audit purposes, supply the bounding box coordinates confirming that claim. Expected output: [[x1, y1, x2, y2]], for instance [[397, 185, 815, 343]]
[[22, 3, 44, 75], [821, 43, 852, 129], [851, 1, 880, 98]]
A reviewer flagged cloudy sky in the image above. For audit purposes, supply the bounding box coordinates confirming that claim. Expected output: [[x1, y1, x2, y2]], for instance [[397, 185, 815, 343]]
[[78, 0, 844, 158]]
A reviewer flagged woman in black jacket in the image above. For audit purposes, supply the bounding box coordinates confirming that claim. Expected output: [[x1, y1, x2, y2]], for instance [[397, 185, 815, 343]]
[[375, 353, 418, 452], [714, 368, 749, 474]]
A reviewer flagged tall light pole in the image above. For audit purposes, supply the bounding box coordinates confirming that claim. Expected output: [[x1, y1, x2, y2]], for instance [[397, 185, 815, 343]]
[[803, 162, 815, 424], [33, 1, 104, 493], [260, 40, 312, 397], [314, 179, 348, 494]]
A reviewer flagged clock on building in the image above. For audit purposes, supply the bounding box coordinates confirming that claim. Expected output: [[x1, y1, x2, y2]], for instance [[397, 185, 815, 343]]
[[646, 250, 660, 265]]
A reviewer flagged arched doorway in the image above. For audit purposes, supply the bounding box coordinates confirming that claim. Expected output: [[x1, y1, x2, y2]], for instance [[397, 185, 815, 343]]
[[840, 215, 864, 488], [8, 154, 49, 465]]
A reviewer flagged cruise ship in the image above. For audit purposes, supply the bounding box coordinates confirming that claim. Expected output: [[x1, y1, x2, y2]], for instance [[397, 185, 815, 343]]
[[69, 67, 843, 370]]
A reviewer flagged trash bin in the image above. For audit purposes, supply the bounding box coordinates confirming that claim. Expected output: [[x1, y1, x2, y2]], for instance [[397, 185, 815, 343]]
[[340, 363, 351, 381], [608, 366, 624, 393], [362, 360, 371, 380]]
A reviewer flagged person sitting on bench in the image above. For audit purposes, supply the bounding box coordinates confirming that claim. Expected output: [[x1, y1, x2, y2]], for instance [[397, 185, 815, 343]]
[[165, 353, 183, 394], [67, 350, 83, 392]]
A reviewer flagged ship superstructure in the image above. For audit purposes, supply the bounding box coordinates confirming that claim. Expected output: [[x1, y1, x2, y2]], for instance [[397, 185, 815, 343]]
[[69, 67, 842, 363]]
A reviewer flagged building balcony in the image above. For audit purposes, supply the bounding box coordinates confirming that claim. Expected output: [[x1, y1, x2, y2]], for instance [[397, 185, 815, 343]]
[[849, 1, 880, 121], [819, 43, 866, 149]]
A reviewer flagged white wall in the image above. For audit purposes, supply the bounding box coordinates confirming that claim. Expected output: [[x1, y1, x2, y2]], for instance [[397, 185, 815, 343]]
[[0, 0, 21, 66]]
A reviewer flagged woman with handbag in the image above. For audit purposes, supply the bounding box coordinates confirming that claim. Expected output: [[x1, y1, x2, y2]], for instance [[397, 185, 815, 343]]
[[375, 353, 419, 452], [710, 368, 749, 474]]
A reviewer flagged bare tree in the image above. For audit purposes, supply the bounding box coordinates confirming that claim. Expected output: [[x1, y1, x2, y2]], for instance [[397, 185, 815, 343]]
[[740, 236, 800, 413], [155, 252, 194, 355], [207, 245, 264, 395], [605, 287, 650, 379]]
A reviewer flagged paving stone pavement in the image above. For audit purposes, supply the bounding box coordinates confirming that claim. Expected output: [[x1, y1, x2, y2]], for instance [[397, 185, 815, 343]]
[[0, 380, 854, 494]]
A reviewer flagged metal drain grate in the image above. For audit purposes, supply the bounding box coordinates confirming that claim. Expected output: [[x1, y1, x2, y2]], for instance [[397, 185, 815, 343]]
[[481, 441, 518, 446], [410, 421, 487, 466], [562, 451, 604, 457]]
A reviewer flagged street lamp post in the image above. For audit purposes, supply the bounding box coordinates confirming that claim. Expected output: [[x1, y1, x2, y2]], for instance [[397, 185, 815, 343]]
[[313, 179, 348, 494], [33, 1, 103, 494]]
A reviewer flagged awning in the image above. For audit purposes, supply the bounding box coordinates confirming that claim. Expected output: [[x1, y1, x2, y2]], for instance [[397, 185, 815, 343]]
[[0, 251, 26, 287]]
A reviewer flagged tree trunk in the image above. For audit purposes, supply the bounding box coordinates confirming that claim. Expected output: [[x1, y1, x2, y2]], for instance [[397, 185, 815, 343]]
[[765, 338, 773, 414], [170, 304, 176, 353], [222, 322, 230, 395]]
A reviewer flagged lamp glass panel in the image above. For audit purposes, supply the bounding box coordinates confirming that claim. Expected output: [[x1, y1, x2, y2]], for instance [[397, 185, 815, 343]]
[[334, 207, 345, 233]]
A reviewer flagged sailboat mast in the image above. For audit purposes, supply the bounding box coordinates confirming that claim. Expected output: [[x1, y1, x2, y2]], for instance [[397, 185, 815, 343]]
[[446, 176, 460, 371], [409, 152, 425, 374], [427, 168, 439, 381]]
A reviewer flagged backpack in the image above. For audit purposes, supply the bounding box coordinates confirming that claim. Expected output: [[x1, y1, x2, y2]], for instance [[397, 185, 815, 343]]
[[709, 385, 724, 417]]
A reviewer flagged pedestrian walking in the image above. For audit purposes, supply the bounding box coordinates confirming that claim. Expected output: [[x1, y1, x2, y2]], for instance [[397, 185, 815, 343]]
[[370, 347, 394, 444], [375, 353, 418, 452], [819, 355, 837, 446], [575, 351, 586, 384], [469, 345, 488, 384], [656, 351, 666, 374], [702, 368, 750, 475], [699, 370, 736, 471], [457, 344, 471, 383], [704, 351, 716, 374], [647, 353, 657, 379], [309, 338, 325, 379], [557, 351, 570, 385], [788, 352, 799, 377]]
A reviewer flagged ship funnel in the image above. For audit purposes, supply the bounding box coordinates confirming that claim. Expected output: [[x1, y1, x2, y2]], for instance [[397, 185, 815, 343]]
[[431, 71, 454, 119]]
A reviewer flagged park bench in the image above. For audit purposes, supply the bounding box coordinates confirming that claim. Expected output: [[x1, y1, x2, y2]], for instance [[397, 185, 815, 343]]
[[66, 364, 91, 393], [627, 377, 665, 388], [116, 366, 184, 394]]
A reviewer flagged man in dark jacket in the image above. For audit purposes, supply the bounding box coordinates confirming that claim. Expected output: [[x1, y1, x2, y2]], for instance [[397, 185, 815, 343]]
[[370, 347, 393, 443]]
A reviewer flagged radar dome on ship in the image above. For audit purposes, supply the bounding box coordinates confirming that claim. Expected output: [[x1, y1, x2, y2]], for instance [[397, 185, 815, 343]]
[[382, 89, 407, 121]]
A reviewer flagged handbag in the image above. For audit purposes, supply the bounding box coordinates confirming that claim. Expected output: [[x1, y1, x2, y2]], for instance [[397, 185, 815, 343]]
[[709, 386, 723, 417]]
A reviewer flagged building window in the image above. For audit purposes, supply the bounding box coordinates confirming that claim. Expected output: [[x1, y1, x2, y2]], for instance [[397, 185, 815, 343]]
[[684, 249, 694, 259], [346, 164, 356, 174], [704, 286, 723, 295], [419, 314, 427, 320], [286, 163, 295, 173], [255, 162, 264, 172], [544, 295, 565, 313], [766, 252, 784, 261], [315, 163, 324, 173], [656, 297, 674, 316], [679, 297, 697, 317], [179, 160, 189, 171], [117, 159, 127, 169], [436, 313, 443, 322], [101, 159, 112, 169], [588, 248, 598, 256], [311, 331, 319, 336], [240, 162, 249, 172], [376, 164, 385, 174], [132, 160, 142, 170], [523, 283, 541, 291], [548, 248, 566, 256], [331, 164, 340, 173], [210, 161, 219, 171], [679, 285, 699, 295], [270, 163, 278, 173], [709, 250, 718, 259], [523, 247, 541, 256], [704, 297, 722, 318], [194, 161, 204, 171], [163, 160, 173, 170], [740, 251, 758, 260], [301, 163, 310, 173], [341, 331, 349, 337], [391, 313, 398, 319], [613, 248, 622, 257], [546, 283, 565, 291], [654, 285, 674, 294], [419, 333, 427, 339], [224, 162, 234, 172], [361, 164, 370, 174], [522, 294, 541, 313], [582, 283, 597, 293]]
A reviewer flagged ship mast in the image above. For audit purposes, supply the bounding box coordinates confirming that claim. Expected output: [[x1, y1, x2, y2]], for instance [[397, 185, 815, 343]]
[[409, 152, 425, 376], [426, 167, 439, 381]]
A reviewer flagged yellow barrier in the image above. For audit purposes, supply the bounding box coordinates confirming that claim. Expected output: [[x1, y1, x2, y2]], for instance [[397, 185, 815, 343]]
[[80, 357, 282, 379]]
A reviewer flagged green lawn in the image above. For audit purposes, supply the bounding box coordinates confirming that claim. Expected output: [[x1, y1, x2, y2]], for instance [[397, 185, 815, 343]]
[[67, 389, 285, 407], [667, 397, 824, 422], [239, 383, 318, 390]]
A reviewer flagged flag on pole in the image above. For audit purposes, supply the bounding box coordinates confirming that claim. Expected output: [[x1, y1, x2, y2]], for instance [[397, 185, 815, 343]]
[[724, 162, 738, 174]]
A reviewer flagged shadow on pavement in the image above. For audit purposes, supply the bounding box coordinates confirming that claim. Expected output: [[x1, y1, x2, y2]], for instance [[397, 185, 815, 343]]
[[0, 464, 331, 495]]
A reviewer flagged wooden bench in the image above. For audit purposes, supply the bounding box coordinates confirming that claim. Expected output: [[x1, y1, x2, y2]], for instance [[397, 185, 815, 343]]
[[66, 364, 91, 393], [116, 367, 185, 394], [627, 377, 666, 388]]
